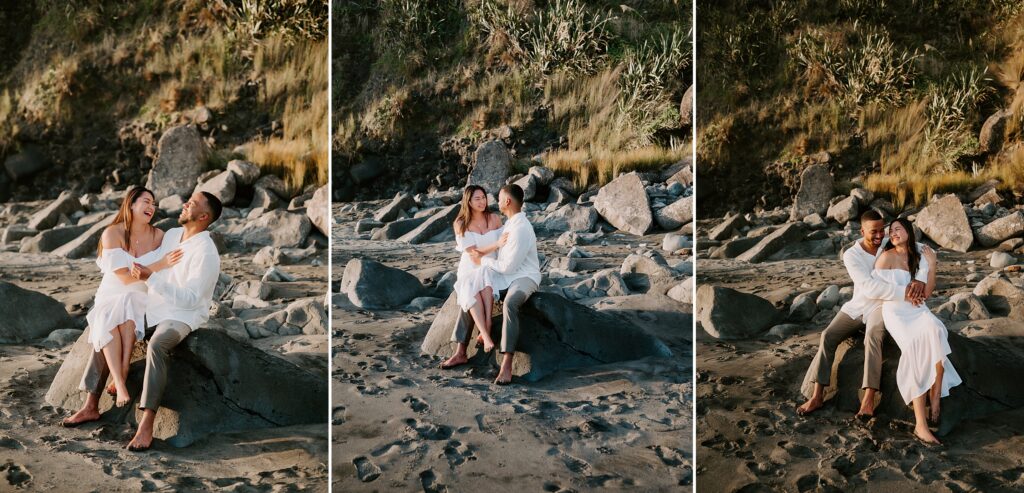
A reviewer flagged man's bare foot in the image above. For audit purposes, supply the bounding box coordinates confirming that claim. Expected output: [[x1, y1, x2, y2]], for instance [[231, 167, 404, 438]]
[[796, 396, 823, 416], [60, 408, 100, 427], [914, 426, 941, 446], [494, 367, 512, 385], [126, 428, 153, 452], [440, 354, 468, 370], [856, 399, 876, 418]]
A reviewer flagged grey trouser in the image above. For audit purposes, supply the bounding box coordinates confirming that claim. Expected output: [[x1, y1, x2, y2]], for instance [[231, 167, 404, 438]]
[[451, 277, 539, 354], [804, 309, 886, 390], [79, 320, 192, 411]]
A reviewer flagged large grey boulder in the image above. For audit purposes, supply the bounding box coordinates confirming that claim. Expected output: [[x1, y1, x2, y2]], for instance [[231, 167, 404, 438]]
[[146, 125, 209, 200], [28, 191, 81, 231], [398, 204, 459, 244], [1, 225, 37, 244], [512, 173, 538, 202], [421, 292, 672, 382], [936, 292, 991, 322], [372, 192, 415, 223], [790, 164, 833, 221], [306, 185, 329, 236], [655, 196, 693, 231], [973, 274, 1024, 320], [801, 328, 1024, 436], [226, 160, 260, 185], [826, 196, 858, 224], [195, 170, 236, 204], [697, 285, 781, 340], [371, 216, 429, 240], [52, 214, 116, 259], [45, 328, 327, 447], [679, 84, 694, 127], [593, 172, 653, 236], [19, 223, 91, 253], [540, 204, 597, 233], [468, 140, 510, 196], [340, 259, 425, 309], [976, 211, 1024, 248], [914, 194, 973, 252], [0, 282, 73, 342], [736, 222, 807, 263], [230, 210, 311, 248], [708, 213, 748, 241]]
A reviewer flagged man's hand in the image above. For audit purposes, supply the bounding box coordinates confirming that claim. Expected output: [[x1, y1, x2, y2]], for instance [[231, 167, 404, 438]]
[[131, 263, 153, 281], [469, 249, 482, 265], [905, 280, 926, 306]]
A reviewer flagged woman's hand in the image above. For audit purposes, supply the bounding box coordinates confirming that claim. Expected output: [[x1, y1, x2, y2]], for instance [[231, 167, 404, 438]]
[[165, 249, 184, 267], [496, 232, 510, 248], [130, 263, 152, 281]]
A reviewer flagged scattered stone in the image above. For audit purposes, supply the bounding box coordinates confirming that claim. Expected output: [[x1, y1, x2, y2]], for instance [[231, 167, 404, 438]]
[[737, 223, 807, 263], [28, 191, 81, 231], [20, 223, 90, 253], [667, 280, 692, 304], [528, 165, 554, 186], [226, 160, 261, 185], [540, 204, 597, 233], [816, 285, 841, 310], [1, 225, 37, 244], [709, 213, 748, 241], [373, 192, 415, 223], [850, 188, 874, 206], [979, 109, 1010, 154], [52, 215, 116, 259], [262, 267, 296, 282], [408, 297, 444, 312], [285, 298, 327, 335], [663, 233, 691, 252], [936, 293, 991, 322], [255, 174, 289, 198], [250, 186, 282, 211], [655, 196, 693, 231], [513, 173, 538, 202], [826, 196, 858, 224], [991, 252, 1017, 269], [45, 328, 84, 347], [231, 210, 311, 248], [397, 204, 459, 244], [789, 291, 818, 321], [306, 185, 329, 236], [195, 170, 237, 204], [976, 211, 1024, 248]]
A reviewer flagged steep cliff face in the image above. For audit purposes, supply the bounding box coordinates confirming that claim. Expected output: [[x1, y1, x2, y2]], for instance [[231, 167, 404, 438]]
[[698, 0, 1024, 216], [0, 0, 327, 203], [332, 0, 692, 202]]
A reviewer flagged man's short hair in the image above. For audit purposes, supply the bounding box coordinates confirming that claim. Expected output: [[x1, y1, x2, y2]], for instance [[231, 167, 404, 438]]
[[200, 191, 223, 223], [860, 209, 883, 223], [500, 184, 525, 206]]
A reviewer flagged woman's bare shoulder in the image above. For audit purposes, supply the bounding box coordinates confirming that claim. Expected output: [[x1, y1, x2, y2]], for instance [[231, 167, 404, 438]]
[[101, 224, 125, 248]]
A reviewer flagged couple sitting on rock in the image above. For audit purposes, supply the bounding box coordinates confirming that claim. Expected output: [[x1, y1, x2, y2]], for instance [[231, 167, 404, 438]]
[[439, 183, 540, 385], [796, 209, 961, 445], [58, 186, 222, 451]]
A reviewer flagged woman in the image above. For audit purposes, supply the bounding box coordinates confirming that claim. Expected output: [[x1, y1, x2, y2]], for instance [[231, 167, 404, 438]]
[[447, 185, 507, 356], [873, 218, 962, 445], [83, 186, 180, 407]]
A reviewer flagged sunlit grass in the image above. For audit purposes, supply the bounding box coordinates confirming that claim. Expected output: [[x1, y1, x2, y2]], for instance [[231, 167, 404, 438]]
[[544, 145, 688, 191]]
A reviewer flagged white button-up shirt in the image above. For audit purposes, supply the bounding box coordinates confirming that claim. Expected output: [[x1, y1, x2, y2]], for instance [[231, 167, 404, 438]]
[[145, 228, 220, 331], [839, 238, 929, 320], [481, 211, 542, 289]]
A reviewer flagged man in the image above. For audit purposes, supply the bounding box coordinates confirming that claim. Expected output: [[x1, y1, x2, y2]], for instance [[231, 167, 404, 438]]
[[61, 191, 222, 451], [442, 184, 541, 385], [797, 209, 932, 417]]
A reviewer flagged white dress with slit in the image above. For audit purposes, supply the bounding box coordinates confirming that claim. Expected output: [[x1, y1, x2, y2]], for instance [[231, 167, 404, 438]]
[[873, 267, 963, 404], [453, 228, 503, 311], [85, 247, 164, 352]]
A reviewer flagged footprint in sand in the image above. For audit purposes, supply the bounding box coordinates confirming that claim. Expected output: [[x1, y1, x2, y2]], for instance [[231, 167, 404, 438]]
[[402, 395, 429, 413], [353, 456, 382, 482], [332, 405, 347, 425], [419, 469, 447, 493], [405, 418, 452, 441], [1, 461, 31, 488], [443, 440, 476, 468]]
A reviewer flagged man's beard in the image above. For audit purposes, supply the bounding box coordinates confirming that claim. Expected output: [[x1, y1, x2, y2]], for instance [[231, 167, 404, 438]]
[[178, 215, 191, 225]]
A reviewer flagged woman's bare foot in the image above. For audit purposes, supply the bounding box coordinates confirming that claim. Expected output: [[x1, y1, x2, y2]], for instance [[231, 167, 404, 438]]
[[914, 425, 942, 446], [796, 396, 823, 416], [114, 383, 131, 407], [440, 354, 468, 370], [106, 382, 117, 396], [60, 408, 100, 427]]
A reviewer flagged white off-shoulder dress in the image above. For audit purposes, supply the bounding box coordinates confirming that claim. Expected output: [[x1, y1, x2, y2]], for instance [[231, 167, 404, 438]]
[[453, 227, 503, 311], [84, 247, 164, 352], [873, 266, 963, 404]]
